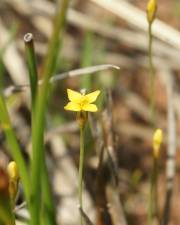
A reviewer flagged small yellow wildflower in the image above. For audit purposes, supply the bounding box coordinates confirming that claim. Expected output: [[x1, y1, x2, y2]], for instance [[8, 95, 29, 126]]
[[153, 129, 163, 158], [147, 0, 157, 24], [64, 89, 100, 112]]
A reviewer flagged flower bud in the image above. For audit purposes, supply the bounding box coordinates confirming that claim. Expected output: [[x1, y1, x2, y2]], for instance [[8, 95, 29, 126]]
[[7, 161, 19, 181], [153, 129, 163, 158], [7, 161, 19, 202], [147, 0, 157, 24]]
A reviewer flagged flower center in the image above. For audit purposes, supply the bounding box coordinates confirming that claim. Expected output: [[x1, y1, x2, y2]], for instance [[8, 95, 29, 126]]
[[79, 97, 88, 108]]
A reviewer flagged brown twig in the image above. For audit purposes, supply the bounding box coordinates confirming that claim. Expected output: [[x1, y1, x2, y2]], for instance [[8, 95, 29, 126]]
[[101, 90, 119, 184], [106, 185, 127, 225], [101, 90, 128, 225], [79, 206, 94, 225], [3, 64, 119, 97]]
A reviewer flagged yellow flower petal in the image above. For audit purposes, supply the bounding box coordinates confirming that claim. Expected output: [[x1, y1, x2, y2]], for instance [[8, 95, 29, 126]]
[[64, 102, 81, 111], [85, 90, 100, 103], [82, 104, 98, 112], [67, 89, 82, 103]]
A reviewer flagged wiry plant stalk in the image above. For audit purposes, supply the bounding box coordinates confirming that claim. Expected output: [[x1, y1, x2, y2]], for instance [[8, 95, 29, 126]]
[[147, 157, 157, 225], [78, 126, 85, 225], [148, 23, 156, 126], [146, 0, 157, 126], [148, 156, 161, 225]]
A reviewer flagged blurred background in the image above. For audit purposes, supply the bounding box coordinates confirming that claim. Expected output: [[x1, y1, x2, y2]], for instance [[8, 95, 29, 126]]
[[0, 0, 180, 225]]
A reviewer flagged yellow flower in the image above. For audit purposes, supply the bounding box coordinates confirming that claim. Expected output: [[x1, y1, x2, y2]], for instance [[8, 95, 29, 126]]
[[153, 129, 163, 158], [64, 89, 100, 112]]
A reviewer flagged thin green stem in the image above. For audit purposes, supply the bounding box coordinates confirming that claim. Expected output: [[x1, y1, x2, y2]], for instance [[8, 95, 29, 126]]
[[148, 22, 155, 126], [78, 126, 85, 225], [30, 1, 69, 224], [9, 196, 16, 225], [148, 157, 158, 225], [154, 159, 161, 225]]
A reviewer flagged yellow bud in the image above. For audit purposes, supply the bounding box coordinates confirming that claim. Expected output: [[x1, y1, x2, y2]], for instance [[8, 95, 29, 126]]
[[153, 129, 163, 158], [7, 161, 19, 181], [7, 161, 19, 202], [147, 0, 157, 24]]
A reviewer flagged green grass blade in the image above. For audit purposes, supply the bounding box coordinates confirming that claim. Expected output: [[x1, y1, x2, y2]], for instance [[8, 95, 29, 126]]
[[0, 23, 18, 91], [80, 32, 94, 90], [0, 95, 30, 203], [24, 33, 38, 113], [30, 1, 69, 224]]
